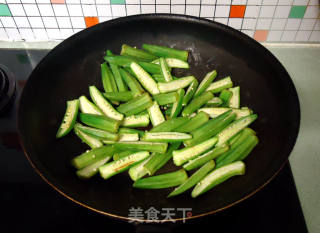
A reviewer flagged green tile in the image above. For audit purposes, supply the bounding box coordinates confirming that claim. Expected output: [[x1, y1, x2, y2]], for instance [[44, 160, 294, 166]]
[[110, 0, 125, 4], [0, 4, 11, 16], [289, 5, 307, 18]]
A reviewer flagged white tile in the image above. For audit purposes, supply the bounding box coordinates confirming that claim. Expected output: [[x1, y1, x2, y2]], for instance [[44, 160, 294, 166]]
[[21, 0, 36, 3], [186, 0, 200, 4], [8, 4, 26, 16], [295, 30, 311, 41], [259, 5, 275, 18], [274, 6, 291, 18], [141, 0, 155, 3], [111, 5, 126, 16], [201, 0, 216, 5], [245, 6, 260, 18], [66, 0, 80, 3], [242, 18, 257, 29], [241, 29, 254, 38], [56, 17, 72, 28], [24, 4, 40, 16], [228, 18, 242, 29], [171, 5, 185, 14], [42, 17, 58, 28], [256, 18, 272, 29], [277, 0, 293, 5], [67, 5, 83, 16], [126, 5, 140, 16], [232, 0, 247, 4], [215, 5, 229, 17], [309, 30, 320, 41], [308, 0, 319, 5], [14, 16, 30, 27], [214, 17, 228, 25], [200, 5, 215, 17], [6, 28, 21, 40], [216, 0, 231, 4], [81, 0, 95, 3], [126, 0, 140, 3], [52, 4, 69, 16], [70, 16, 85, 28], [262, 0, 277, 5], [97, 5, 112, 16], [36, 0, 51, 3], [304, 6, 319, 19], [0, 17, 16, 27], [186, 5, 200, 17], [99, 16, 112, 22], [314, 19, 320, 30], [156, 5, 170, 13], [19, 28, 34, 40], [205, 17, 214, 21], [271, 18, 286, 30], [60, 28, 74, 39], [293, 0, 308, 5], [171, 0, 185, 3], [267, 30, 282, 41], [38, 4, 54, 16], [73, 28, 83, 33], [0, 28, 9, 40], [0, 0, 5, 3], [281, 30, 296, 41], [82, 4, 97, 16], [247, 0, 262, 4], [285, 18, 301, 30], [299, 18, 316, 30], [6, 0, 20, 3], [47, 28, 61, 39], [95, 0, 109, 3], [141, 5, 155, 13], [28, 17, 44, 28]]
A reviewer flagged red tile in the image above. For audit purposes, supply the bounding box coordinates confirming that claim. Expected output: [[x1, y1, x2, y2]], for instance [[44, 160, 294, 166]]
[[229, 5, 246, 18], [254, 30, 269, 42], [85, 17, 99, 28]]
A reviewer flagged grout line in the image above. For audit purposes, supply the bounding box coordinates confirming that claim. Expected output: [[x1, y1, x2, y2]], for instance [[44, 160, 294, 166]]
[[239, 0, 248, 31]]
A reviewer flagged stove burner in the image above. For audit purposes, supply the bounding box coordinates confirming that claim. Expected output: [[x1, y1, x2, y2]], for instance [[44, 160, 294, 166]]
[[0, 65, 16, 115]]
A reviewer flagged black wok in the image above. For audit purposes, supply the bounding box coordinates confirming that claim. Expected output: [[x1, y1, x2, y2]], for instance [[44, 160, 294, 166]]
[[18, 14, 300, 221]]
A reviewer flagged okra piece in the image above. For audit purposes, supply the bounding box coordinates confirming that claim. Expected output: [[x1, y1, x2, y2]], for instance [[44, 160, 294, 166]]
[[119, 68, 145, 97], [228, 128, 256, 147], [205, 97, 223, 107], [79, 113, 120, 133], [130, 62, 160, 95], [198, 107, 252, 120], [174, 112, 209, 133], [74, 127, 103, 149], [101, 62, 113, 92], [71, 145, 116, 169], [153, 92, 178, 106], [104, 55, 135, 66], [121, 113, 150, 127], [148, 101, 165, 126], [228, 86, 240, 109], [89, 86, 124, 121], [152, 74, 166, 83], [219, 90, 233, 107], [117, 93, 153, 116], [113, 150, 135, 161], [216, 114, 258, 147], [150, 117, 189, 132], [79, 95, 103, 115], [128, 156, 153, 181], [206, 76, 233, 93], [119, 127, 145, 137], [76, 156, 111, 179], [142, 44, 189, 61], [168, 160, 215, 197], [74, 123, 118, 141], [152, 58, 189, 68], [171, 88, 185, 118], [191, 161, 245, 198], [173, 137, 218, 166], [185, 110, 236, 147], [194, 70, 217, 97], [143, 142, 181, 175], [141, 132, 192, 142], [158, 76, 195, 93], [99, 151, 150, 179], [56, 99, 79, 138], [103, 91, 134, 102], [114, 141, 168, 153], [137, 62, 161, 75], [164, 106, 172, 116], [182, 79, 198, 106], [159, 57, 173, 82], [133, 169, 188, 189], [121, 44, 158, 62], [110, 63, 127, 92], [183, 144, 229, 171], [182, 91, 214, 117]]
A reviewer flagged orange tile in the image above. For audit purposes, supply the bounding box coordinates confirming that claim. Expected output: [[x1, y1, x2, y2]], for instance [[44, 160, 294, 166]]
[[229, 5, 246, 18], [254, 30, 269, 42], [85, 17, 99, 28], [50, 0, 65, 3]]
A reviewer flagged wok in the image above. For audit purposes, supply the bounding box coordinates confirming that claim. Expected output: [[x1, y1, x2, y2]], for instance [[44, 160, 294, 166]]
[[18, 14, 300, 221]]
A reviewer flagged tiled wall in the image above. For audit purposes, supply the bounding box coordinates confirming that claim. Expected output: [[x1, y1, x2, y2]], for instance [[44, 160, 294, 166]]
[[0, 0, 319, 42]]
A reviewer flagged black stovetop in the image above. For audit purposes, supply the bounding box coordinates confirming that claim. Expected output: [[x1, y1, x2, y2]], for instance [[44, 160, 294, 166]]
[[0, 48, 308, 233]]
